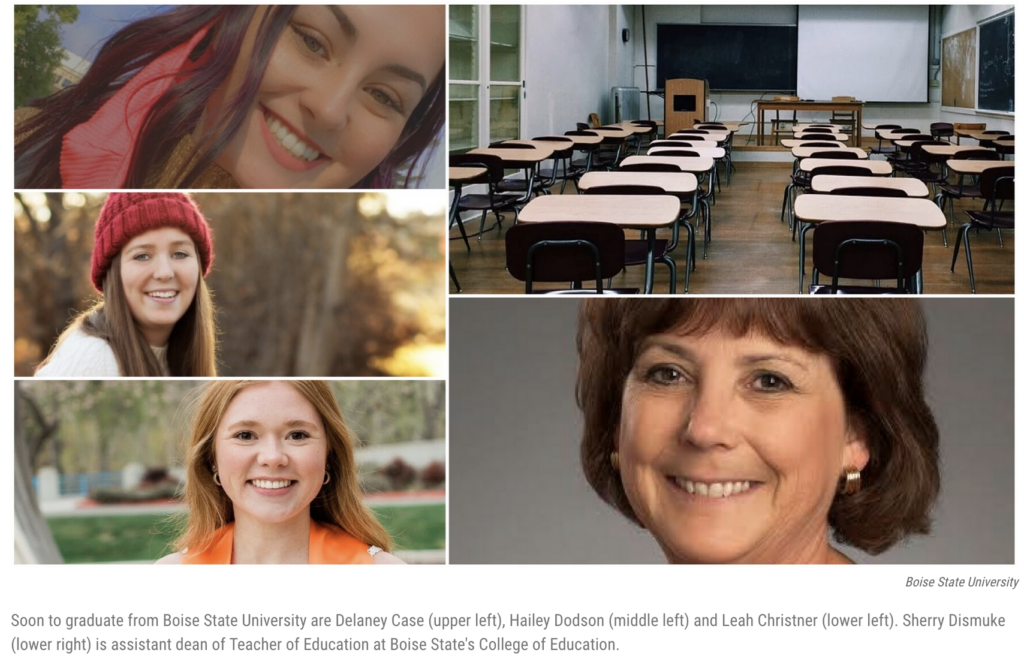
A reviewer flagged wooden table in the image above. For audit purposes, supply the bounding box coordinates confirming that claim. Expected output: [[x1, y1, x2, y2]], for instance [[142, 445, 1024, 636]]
[[799, 158, 892, 175], [757, 99, 864, 146], [518, 194, 681, 293], [449, 166, 487, 290], [877, 129, 925, 141], [469, 146, 554, 199], [792, 146, 866, 159], [579, 171, 700, 292], [669, 132, 728, 144], [920, 145, 997, 158], [649, 144, 725, 158], [781, 139, 845, 149], [794, 131, 849, 141], [959, 131, 1014, 142], [562, 133, 603, 146], [695, 122, 741, 132], [810, 175, 929, 197], [947, 160, 1013, 175], [794, 124, 843, 131], [608, 122, 654, 135], [591, 126, 636, 137], [793, 195, 946, 292]]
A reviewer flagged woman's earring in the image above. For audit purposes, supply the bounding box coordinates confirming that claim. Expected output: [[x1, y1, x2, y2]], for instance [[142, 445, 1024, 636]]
[[323, 472, 330, 485], [213, 472, 221, 487], [837, 467, 861, 495], [610, 451, 620, 471]]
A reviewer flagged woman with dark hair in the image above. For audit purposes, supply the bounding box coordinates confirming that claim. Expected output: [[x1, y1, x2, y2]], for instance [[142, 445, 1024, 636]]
[[159, 380, 401, 564], [35, 193, 218, 377], [15, 5, 445, 189], [577, 299, 940, 564]]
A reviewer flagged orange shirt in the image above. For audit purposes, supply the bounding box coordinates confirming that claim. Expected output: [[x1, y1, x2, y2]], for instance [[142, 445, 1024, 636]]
[[183, 520, 374, 564]]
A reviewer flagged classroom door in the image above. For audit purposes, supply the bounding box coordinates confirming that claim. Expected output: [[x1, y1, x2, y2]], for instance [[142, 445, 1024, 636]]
[[449, 5, 523, 152]]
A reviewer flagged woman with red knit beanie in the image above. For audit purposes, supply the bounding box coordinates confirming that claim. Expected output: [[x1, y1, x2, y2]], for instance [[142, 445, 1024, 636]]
[[35, 192, 218, 377]]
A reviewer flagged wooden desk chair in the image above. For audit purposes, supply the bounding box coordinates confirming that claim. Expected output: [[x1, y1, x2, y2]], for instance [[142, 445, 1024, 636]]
[[563, 130, 602, 188], [450, 153, 526, 240], [893, 140, 948, 178], [934, 149, 1001, 242], [530, 136, 575, 194], [950, 166, 1014, 293], [872, 124, 902, 156], [993, 137, 1014, 159], [978, 130, 1010, 148], [771, 96, 800, 145], [886, 133, 933, 164], [930, 122, 954, 141], [829, 96, 857, 133], [504, 221, 637, 294], [582, 184, 682, 294], [809, 220, 924, 294], [783, 161, 873, 233], [588, 112, 602, 128]]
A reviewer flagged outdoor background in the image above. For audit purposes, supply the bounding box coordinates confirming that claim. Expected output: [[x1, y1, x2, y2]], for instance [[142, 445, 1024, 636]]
[[14, 192, 447, 376], [15, 380, 446, 563]]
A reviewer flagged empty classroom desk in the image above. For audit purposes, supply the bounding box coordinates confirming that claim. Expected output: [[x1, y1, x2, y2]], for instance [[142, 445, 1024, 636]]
[[517, 194, 681, 294], [810, 175, 929, 197], [793, 195, 946, 292]]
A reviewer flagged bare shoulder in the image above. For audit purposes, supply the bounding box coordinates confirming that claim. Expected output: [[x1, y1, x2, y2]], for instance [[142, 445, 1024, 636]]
[[155, 552, 184, 564], [373, 551, 406, 565]]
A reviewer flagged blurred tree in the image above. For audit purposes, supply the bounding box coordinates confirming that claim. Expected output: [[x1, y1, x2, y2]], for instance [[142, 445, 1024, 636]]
[[20, 380, 445, 474], [14, 5, 80, 107], [15, 382, 63, 563]]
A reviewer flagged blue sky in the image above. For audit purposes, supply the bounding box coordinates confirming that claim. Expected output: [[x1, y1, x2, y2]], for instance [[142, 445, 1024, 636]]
[[60, 6, 172, 61]]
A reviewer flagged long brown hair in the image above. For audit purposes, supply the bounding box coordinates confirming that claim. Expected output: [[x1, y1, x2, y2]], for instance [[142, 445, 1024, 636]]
[[176, 381, 392, 554], [35, 254, 218, 376], [15, 6, 445, 189]]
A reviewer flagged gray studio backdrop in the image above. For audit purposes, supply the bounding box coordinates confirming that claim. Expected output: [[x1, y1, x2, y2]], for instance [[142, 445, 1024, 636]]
[[449, 298, 1014, 564]]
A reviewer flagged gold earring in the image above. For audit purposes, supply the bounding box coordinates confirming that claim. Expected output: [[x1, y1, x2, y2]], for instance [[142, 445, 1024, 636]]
[[610, 451, 620, 471], [213, 472, 221, 486], [323, 472, 330, 485], [838, 467, 861, 495]]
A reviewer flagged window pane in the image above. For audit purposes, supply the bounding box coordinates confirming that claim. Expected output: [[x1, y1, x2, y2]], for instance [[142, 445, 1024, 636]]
[[490, 5, 520, 82], [489, 84, 520, 142], [449, 5, 479, 81], [450, 84, 480, 153]]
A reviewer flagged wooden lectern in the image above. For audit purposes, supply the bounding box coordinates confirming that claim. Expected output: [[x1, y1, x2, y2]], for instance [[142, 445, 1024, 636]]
[[665, 79, 709, 135]]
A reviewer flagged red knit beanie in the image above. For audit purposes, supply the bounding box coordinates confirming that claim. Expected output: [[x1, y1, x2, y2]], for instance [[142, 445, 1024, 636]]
[[91, 193, 214, 291]]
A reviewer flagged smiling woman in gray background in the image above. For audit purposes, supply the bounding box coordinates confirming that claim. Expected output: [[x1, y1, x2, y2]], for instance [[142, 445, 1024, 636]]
[[449, 298, 1013, 564]]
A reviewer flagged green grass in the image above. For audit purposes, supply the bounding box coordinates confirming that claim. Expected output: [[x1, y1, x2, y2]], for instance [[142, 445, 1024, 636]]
[[47, 504, 445, 564]]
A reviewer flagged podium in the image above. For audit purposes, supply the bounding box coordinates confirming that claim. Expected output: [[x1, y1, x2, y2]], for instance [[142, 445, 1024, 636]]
[[665, 79, 710, 135]]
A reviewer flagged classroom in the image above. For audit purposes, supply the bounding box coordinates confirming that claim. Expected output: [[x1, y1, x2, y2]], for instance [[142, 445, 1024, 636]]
[[448, 4, 1014, 294]]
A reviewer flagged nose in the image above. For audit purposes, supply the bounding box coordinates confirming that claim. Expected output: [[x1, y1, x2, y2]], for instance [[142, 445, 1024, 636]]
[[256, 437, 289, 467], [682, 382, 740, 451], [301, 71, 357, 133], [151, 253, 174, 280]]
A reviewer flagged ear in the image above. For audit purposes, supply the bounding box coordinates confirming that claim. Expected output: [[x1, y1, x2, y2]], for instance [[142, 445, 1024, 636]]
[[842, 418, 870, 472]]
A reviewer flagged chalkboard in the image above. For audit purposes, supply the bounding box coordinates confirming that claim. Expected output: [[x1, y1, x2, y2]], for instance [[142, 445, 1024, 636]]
[[978, 11, 1014, 112], [656, 24, 797, 92]]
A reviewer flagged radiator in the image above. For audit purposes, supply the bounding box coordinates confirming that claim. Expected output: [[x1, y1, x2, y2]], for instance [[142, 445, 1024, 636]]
[[612, 86, 640, 122]]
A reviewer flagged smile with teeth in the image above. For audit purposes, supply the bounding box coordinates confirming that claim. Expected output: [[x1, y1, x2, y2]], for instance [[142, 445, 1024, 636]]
[[674, 477, 754, 498], [250, 479, 294, 490], [147, 291, 177, 300], [264, 110, 321, 162]]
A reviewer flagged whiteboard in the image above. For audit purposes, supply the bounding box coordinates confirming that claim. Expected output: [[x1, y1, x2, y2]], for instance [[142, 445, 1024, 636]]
[[797, 5, 929, 102]]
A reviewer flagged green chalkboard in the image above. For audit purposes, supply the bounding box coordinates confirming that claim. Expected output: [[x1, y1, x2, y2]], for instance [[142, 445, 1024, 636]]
[[978, 11, 1014, 113]]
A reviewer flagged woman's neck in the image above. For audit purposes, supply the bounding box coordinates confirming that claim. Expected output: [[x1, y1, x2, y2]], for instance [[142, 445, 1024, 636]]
[[231, 512, 312, 564]]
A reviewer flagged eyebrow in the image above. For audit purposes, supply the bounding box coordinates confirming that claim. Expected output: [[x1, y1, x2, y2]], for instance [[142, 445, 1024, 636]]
[[224, 419, 321, 431], [328, 6, 357, 40], [325, 6, 427, 92], [638, 340, 810, 371], [124, 240, 194, 251]]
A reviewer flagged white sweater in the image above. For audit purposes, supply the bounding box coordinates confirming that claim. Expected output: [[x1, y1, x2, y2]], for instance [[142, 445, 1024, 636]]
[[35, 327, 169, 377]]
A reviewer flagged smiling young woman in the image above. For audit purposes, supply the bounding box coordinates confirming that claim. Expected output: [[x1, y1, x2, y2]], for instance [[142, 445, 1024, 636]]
[[34, 193, 217, 377], [159, 381, 401, 565], [577, 299, 940, 564], [15, 5, 445, 189]]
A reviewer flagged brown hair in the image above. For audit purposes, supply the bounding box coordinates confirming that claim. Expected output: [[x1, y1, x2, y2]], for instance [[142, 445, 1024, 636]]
[[577, 299, 939, 555], [176, 380, 392, 554], [35, 254, 218, 376]]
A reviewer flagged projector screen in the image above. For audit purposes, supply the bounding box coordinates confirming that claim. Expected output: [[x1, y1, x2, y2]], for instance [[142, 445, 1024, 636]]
[[797, 6, 929, 102]]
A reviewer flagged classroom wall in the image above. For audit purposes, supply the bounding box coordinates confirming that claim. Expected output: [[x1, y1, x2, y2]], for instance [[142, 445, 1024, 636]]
[[522, 5, 635, 138], [938, 5, 1014, 131], [634, 4, 943, 137]]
